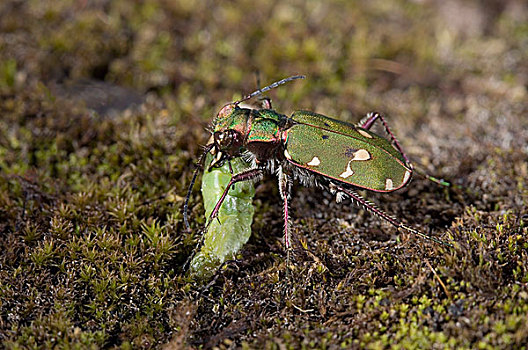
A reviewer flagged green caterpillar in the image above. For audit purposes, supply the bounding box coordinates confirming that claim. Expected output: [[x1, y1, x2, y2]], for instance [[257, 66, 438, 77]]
[[189, 153, 255, 277]]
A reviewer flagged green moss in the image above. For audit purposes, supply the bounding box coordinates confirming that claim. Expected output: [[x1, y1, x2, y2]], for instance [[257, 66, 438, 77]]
[[0, 59, 16, 92]]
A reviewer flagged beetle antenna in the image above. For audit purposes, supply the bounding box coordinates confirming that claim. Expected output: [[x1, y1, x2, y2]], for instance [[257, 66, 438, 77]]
[[236, 75, 305, 105], [184, 143, 215, 229]]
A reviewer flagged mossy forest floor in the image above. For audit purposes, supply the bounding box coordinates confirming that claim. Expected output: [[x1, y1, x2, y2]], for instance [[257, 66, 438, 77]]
[[1, 1, 527, 349]]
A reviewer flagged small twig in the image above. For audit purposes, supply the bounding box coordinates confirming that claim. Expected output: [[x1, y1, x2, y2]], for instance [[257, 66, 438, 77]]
[[425, 259, 451, 299], [292, 304, 314, 313]]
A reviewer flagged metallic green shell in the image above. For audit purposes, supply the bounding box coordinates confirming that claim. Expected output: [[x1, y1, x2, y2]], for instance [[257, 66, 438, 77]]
[[214, 108, 283, 143], [285, 111, 411, 192], [247, 118, 280, 142], [213, 107, 250, 134]]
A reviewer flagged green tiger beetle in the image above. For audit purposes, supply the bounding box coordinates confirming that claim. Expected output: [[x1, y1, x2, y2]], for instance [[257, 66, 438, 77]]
[[184, 75, 451, 253]]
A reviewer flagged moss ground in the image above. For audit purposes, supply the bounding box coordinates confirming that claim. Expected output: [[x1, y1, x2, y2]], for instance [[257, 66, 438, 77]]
[[1, 0, 527, 348]]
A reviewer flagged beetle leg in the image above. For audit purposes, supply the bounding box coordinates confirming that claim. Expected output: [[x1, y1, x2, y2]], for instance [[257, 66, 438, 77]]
[[332, 183, 451, 247], [260, 97, 272, 109], [207, 168, 263, 224], [357, 112, 380, 130], [184, 143, 215, 229], [278, 169, 293, 250], [360, 113, 452, 188], [278, 169, 294, 270], [359, 112, 412, 166]]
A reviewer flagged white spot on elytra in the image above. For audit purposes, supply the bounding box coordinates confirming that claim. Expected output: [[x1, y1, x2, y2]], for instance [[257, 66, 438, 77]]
[[352, 149, 371, 161], [284, 149, 292, 159], [339, 161, 354, 178], [358, 129, 373, 138], [403, 170, 411, 184], [307, 156, 321, 166], [385, 178, 394, 190]]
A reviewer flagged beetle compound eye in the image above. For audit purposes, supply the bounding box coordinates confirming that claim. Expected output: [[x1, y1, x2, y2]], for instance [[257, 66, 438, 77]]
[[217, 103, 235, 119], [214, 130, 236, 149], [214, 131, 226, 146]]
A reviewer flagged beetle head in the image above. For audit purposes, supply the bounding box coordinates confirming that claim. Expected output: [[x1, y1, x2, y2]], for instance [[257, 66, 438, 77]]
[[212, 102, 239, 131], [209, 102, 247, 168], [209, 127, 245, 169], [209, 75, 306, 168]]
